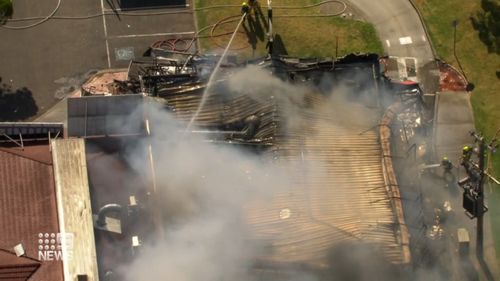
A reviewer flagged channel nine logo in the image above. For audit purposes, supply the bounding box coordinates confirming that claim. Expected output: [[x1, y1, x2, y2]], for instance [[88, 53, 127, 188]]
[[37, 232, 74, 261]]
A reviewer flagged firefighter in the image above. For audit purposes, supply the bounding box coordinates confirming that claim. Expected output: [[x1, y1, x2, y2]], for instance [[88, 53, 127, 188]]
[[461, 146, 473, 165], [441, 156, 453, 173], [461, 145, 473, 174], [440, 155, 454, 183], [241, 2, 250, 15]]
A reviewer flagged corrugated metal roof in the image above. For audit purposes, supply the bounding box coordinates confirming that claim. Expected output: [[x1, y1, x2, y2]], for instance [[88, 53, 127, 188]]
[[155, 86, 279, 144], [122, 57, 409, 270], [0, 145, 63, 281], [0, 249, 40, 280], [67, 95, 145, 138], [245, 93, 406, 266], [0, 144, 53, 164], [156, 83, 408, 267]]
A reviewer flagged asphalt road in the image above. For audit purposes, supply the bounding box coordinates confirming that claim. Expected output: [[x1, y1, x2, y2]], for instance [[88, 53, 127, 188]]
[[350, 0, 434, 60], [0, 0, 195, 120], [348, 0, 437, 91]]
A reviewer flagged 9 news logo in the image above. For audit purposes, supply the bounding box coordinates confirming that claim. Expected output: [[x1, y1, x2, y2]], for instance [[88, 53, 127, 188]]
[[37, 232, 74, 261]]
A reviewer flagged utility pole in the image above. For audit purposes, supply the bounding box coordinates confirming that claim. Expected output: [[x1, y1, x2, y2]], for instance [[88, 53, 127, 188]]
[[459, 131, 498, 259]]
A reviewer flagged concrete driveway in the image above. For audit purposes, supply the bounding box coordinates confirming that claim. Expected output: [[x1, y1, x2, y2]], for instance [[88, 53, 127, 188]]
[[351, 0, 434, 60], [348, 0, 437, 92]]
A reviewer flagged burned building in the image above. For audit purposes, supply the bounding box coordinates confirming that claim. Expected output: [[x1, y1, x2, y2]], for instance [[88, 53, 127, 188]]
[[68, 53, 415, 280], [0, 51, 428, 281]]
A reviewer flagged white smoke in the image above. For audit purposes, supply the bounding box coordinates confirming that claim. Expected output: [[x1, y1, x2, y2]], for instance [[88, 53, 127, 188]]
[[115, 65, 460, 281], [121, 101, 295, 281]]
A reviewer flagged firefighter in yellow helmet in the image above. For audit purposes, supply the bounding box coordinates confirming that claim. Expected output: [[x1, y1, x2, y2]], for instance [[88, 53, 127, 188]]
[[441, 156, 452, 173], [241, 2, 250, 15], [462, 146, 472, 163], [461, 145, 473, 174]]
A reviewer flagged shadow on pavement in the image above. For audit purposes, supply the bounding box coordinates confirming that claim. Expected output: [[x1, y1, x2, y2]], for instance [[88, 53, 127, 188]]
[[478, 255, 496, 281], [254, 4, 269, 30], [273, 34, 288, 56], [0, 78, 38, 121], [242, 18, 258, 51], [105, 0, 121, 20], [249, 13, 265, 42], [458, 254, 496, 281], [242, 8, 267, 53]]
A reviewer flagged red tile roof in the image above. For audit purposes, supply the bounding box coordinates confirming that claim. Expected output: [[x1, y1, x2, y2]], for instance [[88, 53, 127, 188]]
[[0, 144, 52, 164], [0, 144, 63, 281], [0, 249, 40, 280]]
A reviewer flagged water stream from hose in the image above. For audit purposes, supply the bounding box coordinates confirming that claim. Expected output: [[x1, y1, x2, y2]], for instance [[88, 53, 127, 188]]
[[184, 13, 247, 133]]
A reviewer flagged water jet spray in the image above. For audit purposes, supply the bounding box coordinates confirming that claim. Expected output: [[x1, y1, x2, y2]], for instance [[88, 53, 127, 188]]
[[184, 13, 247, 133]]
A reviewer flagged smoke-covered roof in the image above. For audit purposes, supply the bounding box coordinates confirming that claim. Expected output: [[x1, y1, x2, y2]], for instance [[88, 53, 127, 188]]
[[133, 55, 410, 267], [82, 54, 411, 279]]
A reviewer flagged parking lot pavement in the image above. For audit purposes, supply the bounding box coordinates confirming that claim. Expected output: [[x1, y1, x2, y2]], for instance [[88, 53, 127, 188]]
[[0, 0, 195, 120], [103, 4, 195, 68]]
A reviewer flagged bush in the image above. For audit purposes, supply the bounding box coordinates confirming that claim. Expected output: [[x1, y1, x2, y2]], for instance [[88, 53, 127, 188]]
[[0, 0, 13, 25]]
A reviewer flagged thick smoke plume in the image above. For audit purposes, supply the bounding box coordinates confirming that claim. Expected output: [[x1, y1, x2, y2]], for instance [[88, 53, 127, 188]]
[[117, 65, 458, 281], [121, 101, 296, 281]]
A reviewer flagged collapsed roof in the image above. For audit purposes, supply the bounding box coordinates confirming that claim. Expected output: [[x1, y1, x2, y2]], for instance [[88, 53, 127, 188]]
[[74, 53, 411, 279]]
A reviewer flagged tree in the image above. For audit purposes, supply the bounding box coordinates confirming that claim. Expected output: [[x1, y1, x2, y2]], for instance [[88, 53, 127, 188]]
[[471, 0, 500, 54], [0, 78, 38, 121], [0, 0, 13, 25]]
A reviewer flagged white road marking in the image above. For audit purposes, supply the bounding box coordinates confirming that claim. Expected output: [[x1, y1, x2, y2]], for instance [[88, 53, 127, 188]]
[[100, 0, 111, 68], [107, 31, 196, 39], [399, 36, 413, 45], [422, 35, 427, 42], [385, 39, 391, 47]]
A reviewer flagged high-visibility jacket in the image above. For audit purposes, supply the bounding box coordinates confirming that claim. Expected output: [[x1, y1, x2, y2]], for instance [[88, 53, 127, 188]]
[[441, 157, 452, 171], [461, 146, 473, 165]]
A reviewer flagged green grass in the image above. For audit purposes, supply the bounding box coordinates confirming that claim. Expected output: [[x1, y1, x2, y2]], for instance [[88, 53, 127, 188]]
[[415, 0, 500, 265], [415, 0, 500, 176], [194, 0, 383, 59]]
